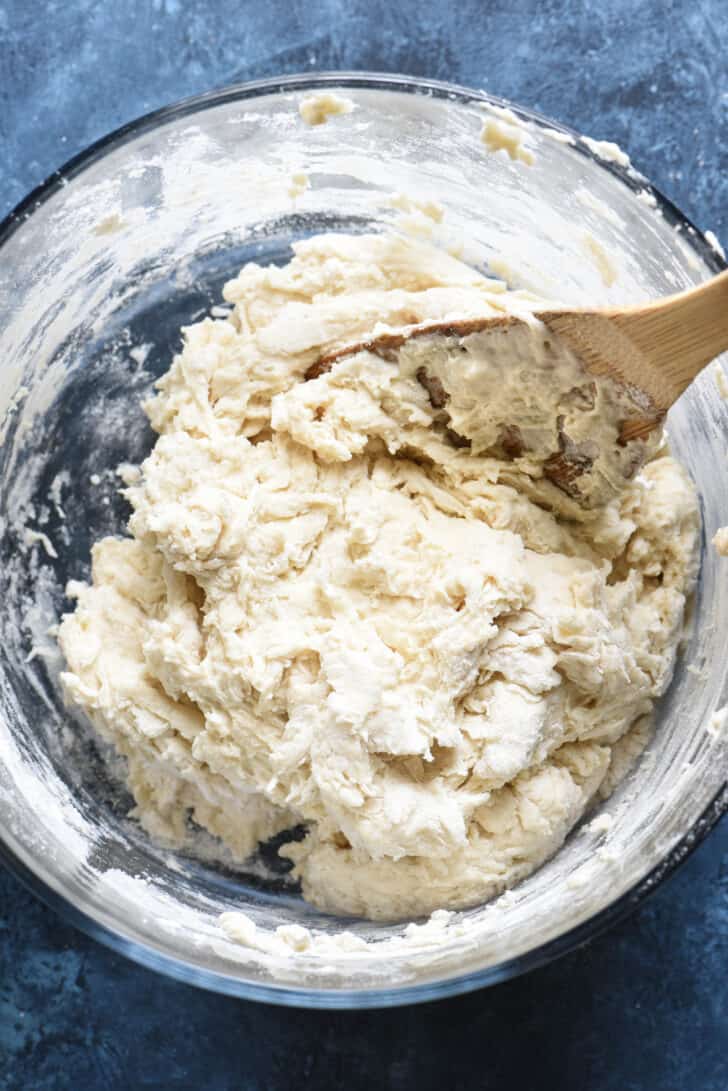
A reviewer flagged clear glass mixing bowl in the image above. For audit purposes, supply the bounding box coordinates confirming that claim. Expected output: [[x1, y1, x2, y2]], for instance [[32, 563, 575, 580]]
[[1, 73, 727, 1008]]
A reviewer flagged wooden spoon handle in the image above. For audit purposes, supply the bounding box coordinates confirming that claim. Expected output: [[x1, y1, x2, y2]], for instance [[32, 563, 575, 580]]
[[540, 269, 728, 411], [610, 268, 728, 402]]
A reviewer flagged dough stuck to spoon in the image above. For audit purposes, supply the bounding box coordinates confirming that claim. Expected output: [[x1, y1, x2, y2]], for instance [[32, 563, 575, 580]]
[[307, 315, 664, 509]]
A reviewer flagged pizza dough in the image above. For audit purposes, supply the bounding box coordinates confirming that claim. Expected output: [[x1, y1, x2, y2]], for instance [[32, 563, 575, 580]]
[[58, 233, 700, 920]]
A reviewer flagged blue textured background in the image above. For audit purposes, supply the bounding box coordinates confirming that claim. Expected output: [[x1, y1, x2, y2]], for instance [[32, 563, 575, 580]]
[[1, 2, 727, 1088]]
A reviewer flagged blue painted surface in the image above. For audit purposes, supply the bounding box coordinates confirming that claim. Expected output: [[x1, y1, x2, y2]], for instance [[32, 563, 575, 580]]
[[1, 1, 727, 1087]]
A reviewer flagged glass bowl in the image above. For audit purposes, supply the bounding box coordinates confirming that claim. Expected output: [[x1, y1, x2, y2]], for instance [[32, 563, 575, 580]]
[[1, 73, 727, 1009]]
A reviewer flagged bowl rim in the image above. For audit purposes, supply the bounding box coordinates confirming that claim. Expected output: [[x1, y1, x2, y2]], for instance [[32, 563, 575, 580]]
[[1, 70, 727, 1009]]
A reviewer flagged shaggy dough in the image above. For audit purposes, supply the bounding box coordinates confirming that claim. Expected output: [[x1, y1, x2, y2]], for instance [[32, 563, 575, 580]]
[[59, 233, 700, 920]]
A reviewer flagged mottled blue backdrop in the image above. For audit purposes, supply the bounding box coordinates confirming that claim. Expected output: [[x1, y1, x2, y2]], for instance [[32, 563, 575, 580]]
[[1, 2, 727, 1089]]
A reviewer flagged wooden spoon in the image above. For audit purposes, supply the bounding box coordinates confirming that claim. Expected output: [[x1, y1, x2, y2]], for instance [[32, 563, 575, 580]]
[[309, 270, 728, 424], [304, 269, 728, 505]]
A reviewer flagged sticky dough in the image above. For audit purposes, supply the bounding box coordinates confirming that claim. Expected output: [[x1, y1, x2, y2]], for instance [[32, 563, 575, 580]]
[[59, 233, 700, 920]]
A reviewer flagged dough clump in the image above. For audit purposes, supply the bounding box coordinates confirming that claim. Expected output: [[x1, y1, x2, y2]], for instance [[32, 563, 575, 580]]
[[298, 93, 354, 126], [59, 234, 700, 920]]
